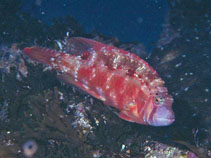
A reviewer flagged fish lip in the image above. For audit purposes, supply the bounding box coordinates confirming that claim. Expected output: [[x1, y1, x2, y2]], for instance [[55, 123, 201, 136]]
[[153, 117, 175, 126], [150, 106, 175, 126]]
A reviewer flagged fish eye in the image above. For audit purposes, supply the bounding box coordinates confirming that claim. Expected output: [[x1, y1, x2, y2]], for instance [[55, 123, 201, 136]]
[[154, 96, 164, 105]]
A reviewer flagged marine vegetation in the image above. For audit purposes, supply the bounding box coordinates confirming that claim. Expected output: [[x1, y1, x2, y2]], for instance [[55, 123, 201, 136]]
[[0, 0, 211, 157]]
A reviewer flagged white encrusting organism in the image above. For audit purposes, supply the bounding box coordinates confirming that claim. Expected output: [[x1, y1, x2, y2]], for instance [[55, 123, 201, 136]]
[[22, 140, 38, 158]]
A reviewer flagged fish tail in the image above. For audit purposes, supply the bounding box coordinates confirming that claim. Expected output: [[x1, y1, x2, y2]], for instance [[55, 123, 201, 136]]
[[24, 47, 60, 65]]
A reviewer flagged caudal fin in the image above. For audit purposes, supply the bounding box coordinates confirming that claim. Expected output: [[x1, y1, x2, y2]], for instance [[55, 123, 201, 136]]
[[24, 47, 59, 65]]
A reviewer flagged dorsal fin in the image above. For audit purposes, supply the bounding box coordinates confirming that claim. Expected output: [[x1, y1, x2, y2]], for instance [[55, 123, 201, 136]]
[[65, 37, 95, 56]]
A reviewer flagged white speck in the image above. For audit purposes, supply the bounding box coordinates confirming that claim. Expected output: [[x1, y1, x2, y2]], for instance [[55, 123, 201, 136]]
[[91, 73, 96, 79], [100, 47, 107, 53], [88, 51, 97, 66], [189, 72, 193, 75], [203, 53, 209, 58], [105, 73, 114, 88], [166, 74, 172, 78], [150, 79, 163, 87], [109, 91, 115, 98], [58, 91, 64, 100], [185, 73, 188, 76], [73, 58, 81, 80], [121, 144, 126, 151], [96, 87, 106, 101], [136, 64, 146, 74], [205, 88, 209, 92], [62, 66, 70, 72], [83, 84, 89, 90], [184, 87, 189, 91], [68, 104, 75, 109], [89, 68, 96, 80], [111, 48, 118, 53], [81, 80, 89, 90], [43, 66, 53, 72], [175, 63, 182, 68], [56, 40, 63, 50], [106, 85, 110, 89], [112, 95, 116, 99], [134, 73, 139, 78], [93, 150, 101, 158], [94, 118, 99, 126], [180, 78, 183, 81], [50, 58, 55, 61], [113, 55, 121, 69], [182, 54, 186, 58], [22, 140, 38, 158], [204, 98, 208, 102], [186, 38, 191, 42], [51, 62, 58, 68], [195, 36, 199, 40], [90, 98, 94, 104], [192, 113, 197, 117]]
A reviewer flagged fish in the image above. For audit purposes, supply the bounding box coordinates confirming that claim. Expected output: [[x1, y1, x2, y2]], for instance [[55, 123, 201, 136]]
[[24, 37, 175, 126]]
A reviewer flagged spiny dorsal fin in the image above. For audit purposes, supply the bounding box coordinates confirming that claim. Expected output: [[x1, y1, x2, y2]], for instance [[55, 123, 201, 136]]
[[65, 37, 94, 56]]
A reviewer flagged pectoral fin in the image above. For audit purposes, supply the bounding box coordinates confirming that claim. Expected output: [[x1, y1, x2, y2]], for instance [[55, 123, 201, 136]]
[[57, 73, 103, 101], [119, 111, 135, 123]]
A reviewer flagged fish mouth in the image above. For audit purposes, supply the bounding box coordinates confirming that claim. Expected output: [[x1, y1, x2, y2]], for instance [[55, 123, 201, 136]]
[[150, 106, 175, 126], [152, 117, 175, 126]]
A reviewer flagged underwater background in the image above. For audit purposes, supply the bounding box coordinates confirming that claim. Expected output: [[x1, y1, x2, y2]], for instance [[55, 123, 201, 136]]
[[0, 0, 210, 157]]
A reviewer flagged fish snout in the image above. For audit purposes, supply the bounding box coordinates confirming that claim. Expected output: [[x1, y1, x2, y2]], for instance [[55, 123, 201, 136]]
[[151, 106, 175, 126]]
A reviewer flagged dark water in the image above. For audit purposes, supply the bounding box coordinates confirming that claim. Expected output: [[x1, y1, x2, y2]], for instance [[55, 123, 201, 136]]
[[22, 0, 168, 52], [0, 0, 210, 157]]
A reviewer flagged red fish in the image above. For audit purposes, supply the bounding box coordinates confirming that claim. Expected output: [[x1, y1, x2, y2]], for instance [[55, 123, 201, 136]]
[[24, 37, 175, 126]]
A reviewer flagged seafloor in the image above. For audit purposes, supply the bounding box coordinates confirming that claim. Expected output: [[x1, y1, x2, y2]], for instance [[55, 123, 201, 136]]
[[0, 0, 210, 158]]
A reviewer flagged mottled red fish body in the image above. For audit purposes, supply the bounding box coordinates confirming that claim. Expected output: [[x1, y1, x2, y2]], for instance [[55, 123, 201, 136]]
[[24, 37, 175, 126]]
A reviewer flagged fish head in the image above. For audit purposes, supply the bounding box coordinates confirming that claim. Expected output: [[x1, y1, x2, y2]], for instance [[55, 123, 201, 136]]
[[121, 88, 175, 126], [146, 91, 175, 126]]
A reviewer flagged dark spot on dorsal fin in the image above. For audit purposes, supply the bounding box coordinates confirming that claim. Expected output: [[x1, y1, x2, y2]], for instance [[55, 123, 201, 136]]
[[81, 51, 90, 60], [126, 69, 135, 77]]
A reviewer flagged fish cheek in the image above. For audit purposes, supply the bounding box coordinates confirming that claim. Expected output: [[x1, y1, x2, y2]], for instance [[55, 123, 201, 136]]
[[119, 104, 148, 125], [147, 107, 157, 125], [119, 112, 135, 123]]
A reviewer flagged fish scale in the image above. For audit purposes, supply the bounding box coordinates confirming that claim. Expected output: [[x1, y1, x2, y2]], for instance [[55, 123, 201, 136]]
[[24, 37, 175, 126]]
